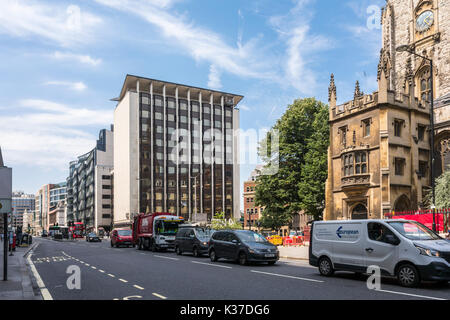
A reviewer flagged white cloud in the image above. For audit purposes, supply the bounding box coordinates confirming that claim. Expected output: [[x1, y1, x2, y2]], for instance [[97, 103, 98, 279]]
[[239, 104, 251, 111], [269, 0, 333, 94], [0, 0, 102, 47], [52, 51, 102, 66], [44, 81, 88, 91], [0, 99, 112, 169], [207, 65, 222, 90], [94, 0, 276, 81]]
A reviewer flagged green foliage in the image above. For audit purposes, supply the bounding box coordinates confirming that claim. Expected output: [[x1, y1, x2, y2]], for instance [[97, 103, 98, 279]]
[[424, 169, 450, 209], [255, 98, 329, 229], [211, 212, 243, 230]]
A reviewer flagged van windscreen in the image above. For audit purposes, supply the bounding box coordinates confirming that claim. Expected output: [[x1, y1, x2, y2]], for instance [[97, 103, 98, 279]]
[[387, 221, 441, 240]]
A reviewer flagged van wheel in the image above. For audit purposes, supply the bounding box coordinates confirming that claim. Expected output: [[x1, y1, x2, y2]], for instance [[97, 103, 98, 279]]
[[175, 246, 182, 255], [209, 249, 218, 262], [397, 264, 420, 288], [318, 257, 334, 277]]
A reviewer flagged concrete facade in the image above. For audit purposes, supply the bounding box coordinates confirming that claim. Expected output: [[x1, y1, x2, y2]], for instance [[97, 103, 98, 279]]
[[113, 75, 243, 228]]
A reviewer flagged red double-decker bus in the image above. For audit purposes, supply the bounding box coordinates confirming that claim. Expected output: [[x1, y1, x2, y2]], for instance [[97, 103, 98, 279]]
[[69, 222, 84, 239]]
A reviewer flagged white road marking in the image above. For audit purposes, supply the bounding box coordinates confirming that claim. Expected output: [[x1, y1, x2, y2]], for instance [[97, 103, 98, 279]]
[[133, 285, 145, 290], [250, 270, 324, 283], [152, 293, 167, 300], [119, 278, 128, 283], [375, 289, 446, 301], [154, 255, 179, 261], [91, 266, 97, 270], [27, 253, 53, 300], [99, 270, 105, 273], [85, 263, 90, 266], [191, 261, 232, 269], [108, 274, 115, 278]]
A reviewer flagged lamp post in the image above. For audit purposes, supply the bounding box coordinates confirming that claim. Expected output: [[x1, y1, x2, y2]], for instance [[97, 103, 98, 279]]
[[191, 174, 200, 223], [396, 45, 436, 232]]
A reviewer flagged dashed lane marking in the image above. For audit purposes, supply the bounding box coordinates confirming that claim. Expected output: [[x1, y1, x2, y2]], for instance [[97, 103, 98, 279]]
[[133, 285, 145, 290], [152, 293, 167, 300], [375, 289, 446, 301], [154, 255, 179, 261], [119, 279, 128, 283], [191, 261, 232, 269], [250, 270, 324, 283]]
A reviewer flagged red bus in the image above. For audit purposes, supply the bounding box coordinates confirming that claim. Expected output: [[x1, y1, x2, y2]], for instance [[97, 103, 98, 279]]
[[70, 222, 84, 239]]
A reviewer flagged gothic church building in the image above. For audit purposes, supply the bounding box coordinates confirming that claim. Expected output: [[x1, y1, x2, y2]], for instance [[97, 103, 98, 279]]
[[325, 0, 450, 220]]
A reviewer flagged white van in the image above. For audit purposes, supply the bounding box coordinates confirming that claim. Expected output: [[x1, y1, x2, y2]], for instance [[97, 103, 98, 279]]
[[309, 219, 450, 287]]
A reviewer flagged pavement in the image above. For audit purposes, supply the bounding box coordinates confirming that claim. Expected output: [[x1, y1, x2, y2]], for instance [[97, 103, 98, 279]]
[[24, 237, 450, 300], [278, 245, 309, 260], [0, 241, 42, 300]]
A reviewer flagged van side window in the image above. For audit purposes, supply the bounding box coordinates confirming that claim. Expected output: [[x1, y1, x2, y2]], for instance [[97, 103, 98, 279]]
[[368, 223, 398, 244]]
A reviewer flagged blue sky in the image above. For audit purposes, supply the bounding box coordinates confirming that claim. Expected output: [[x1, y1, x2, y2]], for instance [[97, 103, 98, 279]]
[[0, 0, 385, 206]]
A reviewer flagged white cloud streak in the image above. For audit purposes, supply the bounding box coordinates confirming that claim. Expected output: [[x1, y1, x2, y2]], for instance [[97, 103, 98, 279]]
[[207, 65, 222, 90], [51, 51, 102, 66], [44, 81, 88, 91], [94, 0, 276, 81], [0, 0, 102, 47], [0, 99, 112, 168]]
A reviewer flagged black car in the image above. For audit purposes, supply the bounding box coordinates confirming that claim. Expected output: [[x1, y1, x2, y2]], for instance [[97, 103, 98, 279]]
[[175, 226, 215, 257], [208, 230, 279, 265], [86, 232, 101, 242]]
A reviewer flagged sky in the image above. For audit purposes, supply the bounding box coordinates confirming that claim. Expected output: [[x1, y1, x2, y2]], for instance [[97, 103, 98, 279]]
[[0, 0, 385, 207]]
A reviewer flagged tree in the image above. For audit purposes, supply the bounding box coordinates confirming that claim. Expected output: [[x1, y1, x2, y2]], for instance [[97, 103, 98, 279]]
[[424, 169, 450, 209], [255, 98, 329, 229], [298, 104, 329, 219], [211, 212, 242, 230]]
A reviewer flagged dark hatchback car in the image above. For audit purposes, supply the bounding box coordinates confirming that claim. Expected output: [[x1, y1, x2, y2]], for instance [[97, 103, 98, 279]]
[[86, 232, 101, 242], [208, 230, 279, 265], [175, 226, 215, 257]]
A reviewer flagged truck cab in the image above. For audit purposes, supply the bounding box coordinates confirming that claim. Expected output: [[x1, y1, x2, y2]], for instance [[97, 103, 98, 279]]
[[133, 213, 184, 252]]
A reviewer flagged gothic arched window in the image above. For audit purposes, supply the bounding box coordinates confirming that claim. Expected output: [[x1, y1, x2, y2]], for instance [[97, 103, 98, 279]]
[[417, 67, 432, 103]]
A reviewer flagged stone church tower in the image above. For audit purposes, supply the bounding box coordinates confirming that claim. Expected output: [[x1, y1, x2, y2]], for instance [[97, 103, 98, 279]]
[[382, 0, 450, 175], [324, 0, 450, 221]]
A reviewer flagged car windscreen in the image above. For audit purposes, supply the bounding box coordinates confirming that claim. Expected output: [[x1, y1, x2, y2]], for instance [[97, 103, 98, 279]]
[[117, 230, 132, 236], [234, 231, 269, 243], [387, 221, 441, 241], [195, 228, 215, 238], [155, 221, 179, 235], [88, 233, 97, 236]]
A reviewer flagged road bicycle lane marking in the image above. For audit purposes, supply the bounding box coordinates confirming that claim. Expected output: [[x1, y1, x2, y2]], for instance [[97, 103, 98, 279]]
[[27, 251, 53, 300]]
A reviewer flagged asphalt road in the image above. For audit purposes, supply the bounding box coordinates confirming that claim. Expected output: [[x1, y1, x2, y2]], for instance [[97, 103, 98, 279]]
[[28, 237, 449, 300]]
